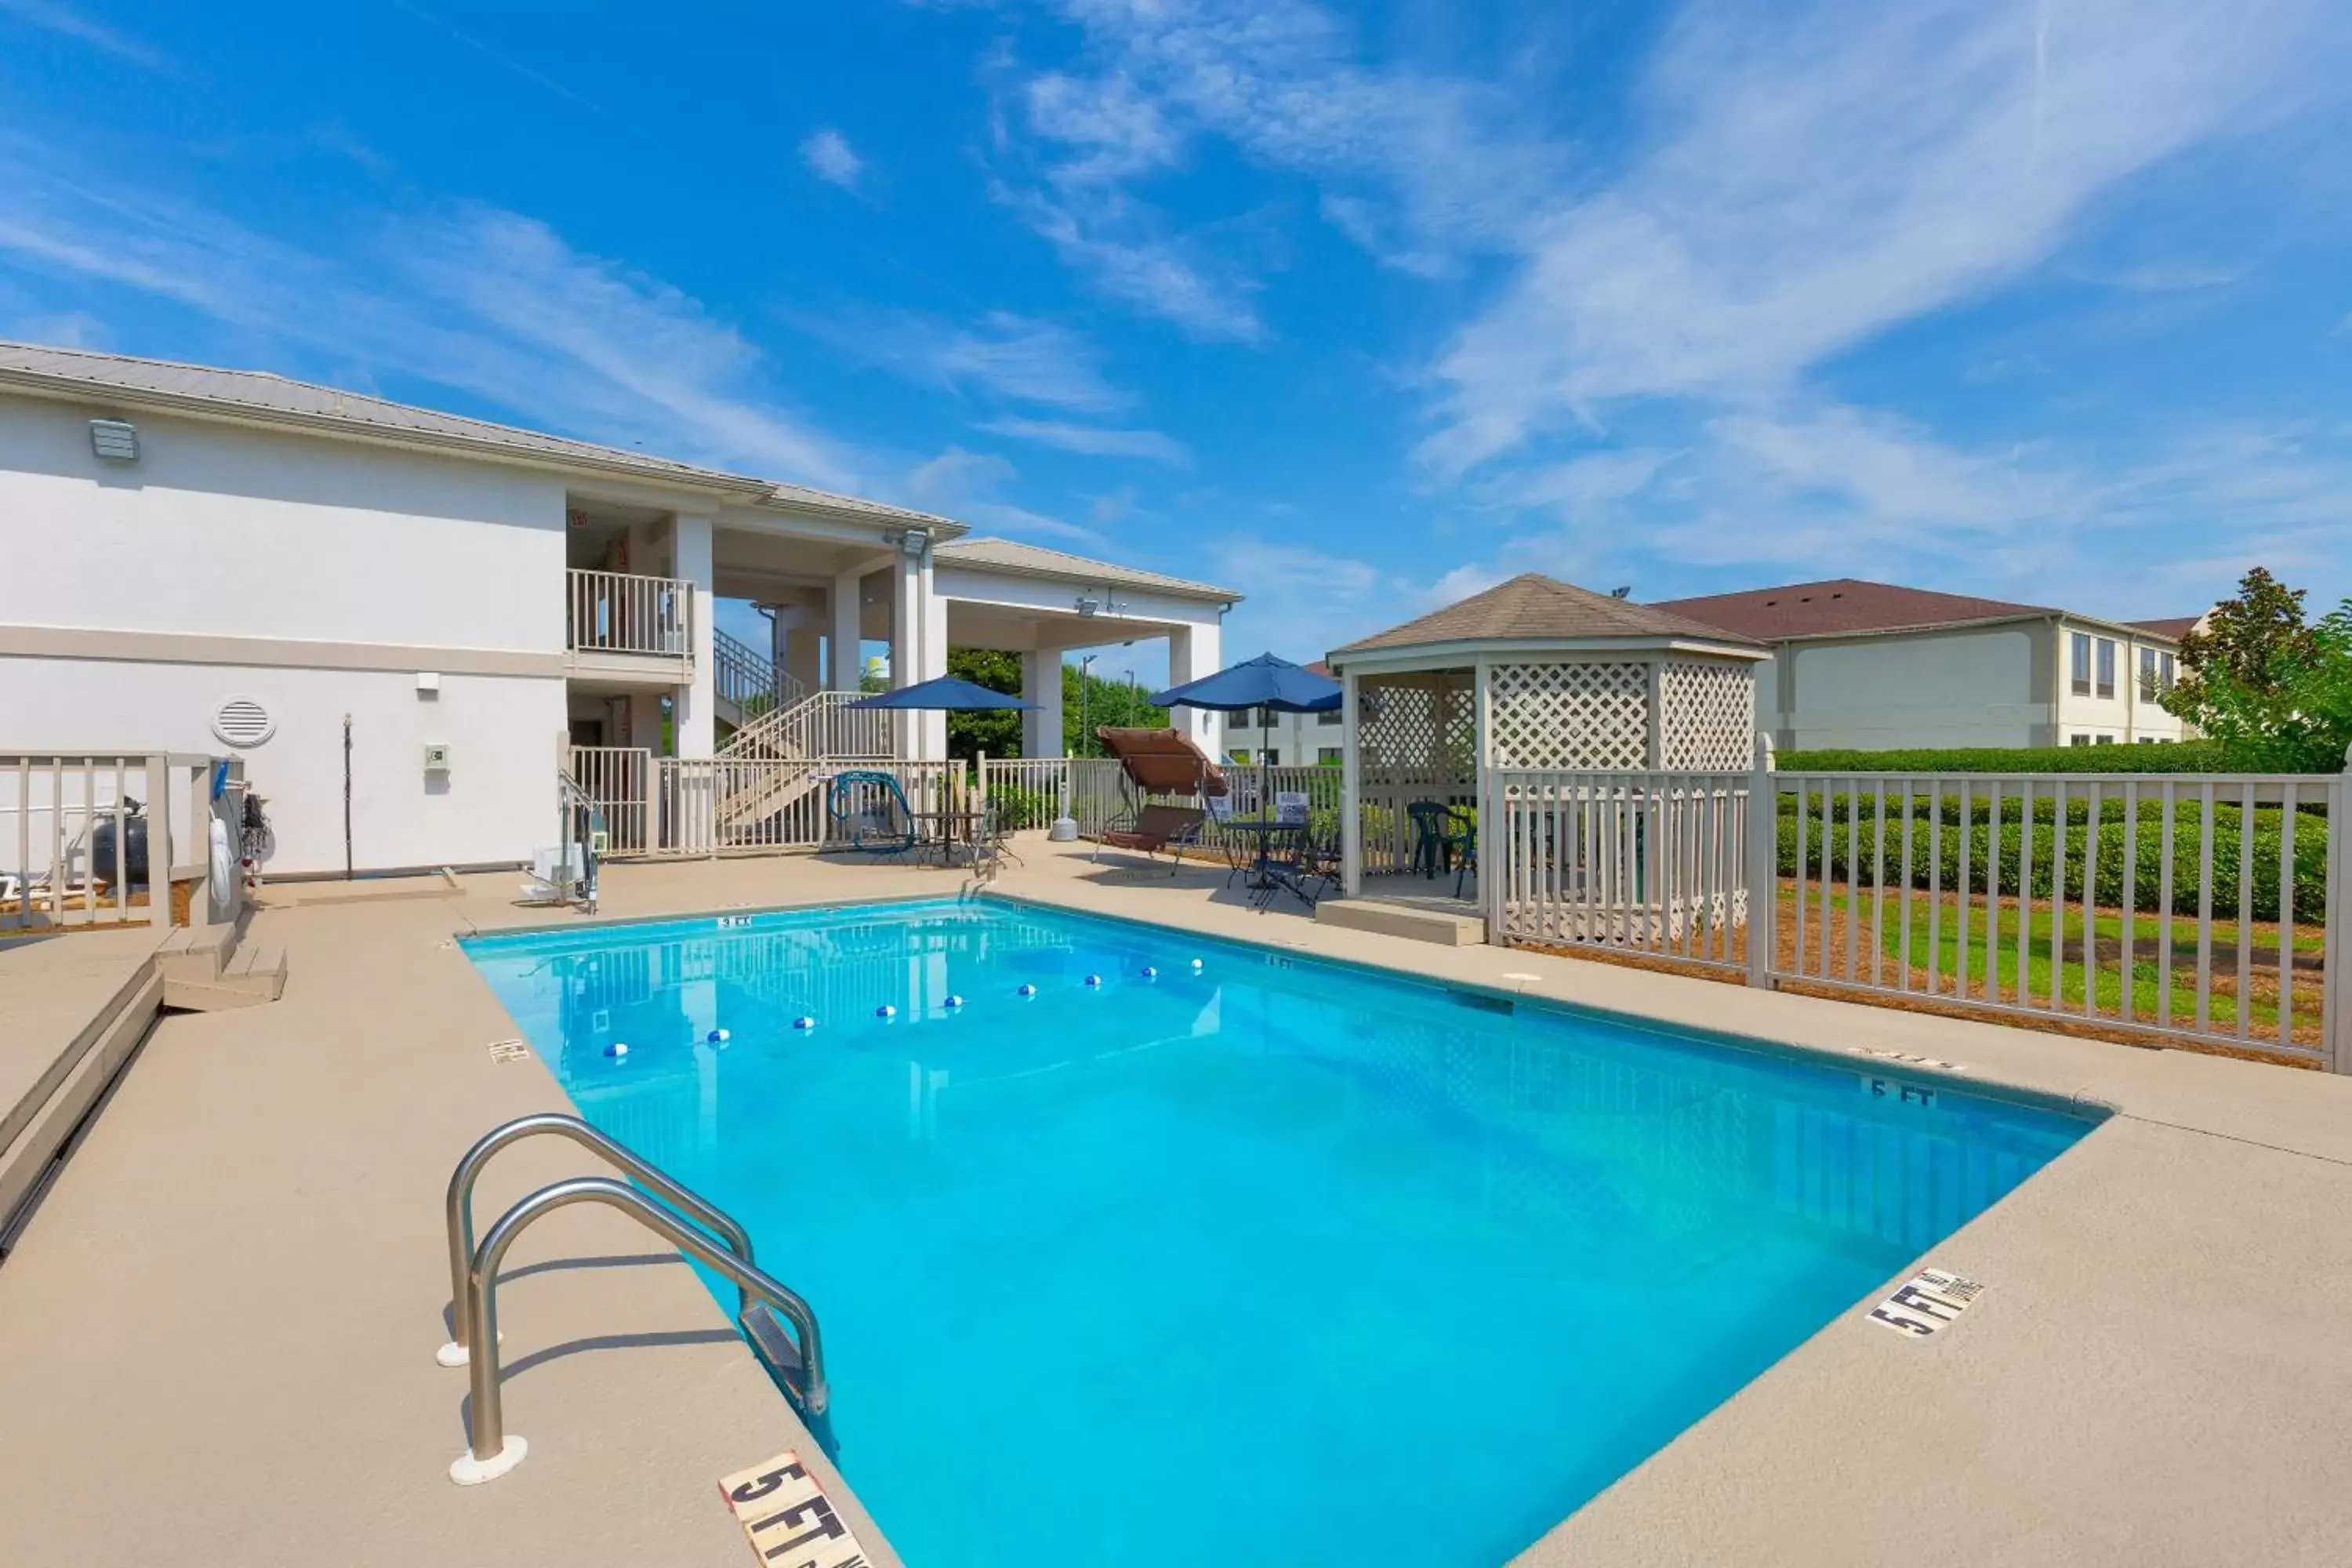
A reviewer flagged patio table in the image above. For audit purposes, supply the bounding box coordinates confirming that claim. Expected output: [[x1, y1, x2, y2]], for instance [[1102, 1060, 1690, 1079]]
[[1223, 819, 1314, 909]]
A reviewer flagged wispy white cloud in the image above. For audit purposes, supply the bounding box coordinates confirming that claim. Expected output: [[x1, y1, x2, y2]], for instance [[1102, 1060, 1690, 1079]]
[[904, 445, 1104, 543], [0, 136, 868, 491], [1416, 0, 2336, 477], [800, 128, 866, 191], [0, 0, 169, 69], [386, 2, 606, 115], [985, 0, 1563, 335], [993, 177, 1264, 342], [979, 414, 1192, 466], [786, 306, 1132, 412]]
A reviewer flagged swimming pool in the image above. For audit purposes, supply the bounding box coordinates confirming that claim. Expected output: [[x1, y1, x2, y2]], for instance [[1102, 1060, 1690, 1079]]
[[466, 897, 2094, 1566]]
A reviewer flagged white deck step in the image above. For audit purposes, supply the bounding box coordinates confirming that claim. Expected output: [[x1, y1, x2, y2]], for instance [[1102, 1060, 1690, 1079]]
[[1316, 898, 1486, 946], [162, 941, 285, 1011]]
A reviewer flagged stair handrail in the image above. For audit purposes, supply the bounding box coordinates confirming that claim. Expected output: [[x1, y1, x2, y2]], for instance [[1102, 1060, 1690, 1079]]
[[451, 1175, 827, 1485], [438, 1112, 752, 1367]]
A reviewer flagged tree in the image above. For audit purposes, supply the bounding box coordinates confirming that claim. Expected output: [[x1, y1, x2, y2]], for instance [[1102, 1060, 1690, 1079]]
[[2161, 568, 2352, 771], [944, 648, 1022, 763], [939, 648, 1172, 762]]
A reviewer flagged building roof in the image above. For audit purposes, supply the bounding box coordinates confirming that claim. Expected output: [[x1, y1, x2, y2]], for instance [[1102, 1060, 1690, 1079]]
[[1331, 572, 1761, 656], [1654, 576, 2189, 646], [931, 536, 1240, 603], [0, 339, 956, 529], [2129, 615, 2204, 641]]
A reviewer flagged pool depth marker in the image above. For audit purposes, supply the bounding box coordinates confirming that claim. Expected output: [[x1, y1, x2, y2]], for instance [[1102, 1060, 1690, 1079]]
[[718, 1450, 873, 1567], [1866, 1267, 1984, 1339]]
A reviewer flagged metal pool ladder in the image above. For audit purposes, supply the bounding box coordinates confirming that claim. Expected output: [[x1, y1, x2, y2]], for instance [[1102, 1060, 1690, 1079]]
[[439, 1112, 828, 1486]]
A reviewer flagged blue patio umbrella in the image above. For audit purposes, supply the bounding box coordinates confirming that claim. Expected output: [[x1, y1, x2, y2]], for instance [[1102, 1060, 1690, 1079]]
[[847, 675, 1038, 710], [1150, 652, 1341, 815], [1147, 652, 1340, 716]]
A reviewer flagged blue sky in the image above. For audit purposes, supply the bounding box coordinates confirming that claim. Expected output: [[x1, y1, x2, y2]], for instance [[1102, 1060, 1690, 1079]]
[[4, 0, 2350, 677]]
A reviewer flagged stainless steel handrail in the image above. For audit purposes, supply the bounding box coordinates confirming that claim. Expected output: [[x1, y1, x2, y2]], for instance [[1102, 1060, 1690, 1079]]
[[554, 771, 601, 913], [453, 1177, 828, 1483], [439, 1112, 753, 1367]]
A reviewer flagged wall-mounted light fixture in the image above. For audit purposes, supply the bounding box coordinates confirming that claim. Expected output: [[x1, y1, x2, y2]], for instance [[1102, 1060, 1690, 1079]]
[[89, 419, 139, 463], [895, 527, 931, 557], [1075, 594, 1101, 617]]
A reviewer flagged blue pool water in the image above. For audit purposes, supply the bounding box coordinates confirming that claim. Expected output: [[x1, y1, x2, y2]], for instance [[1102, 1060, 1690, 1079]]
[[465, 898, 2092, 1566]]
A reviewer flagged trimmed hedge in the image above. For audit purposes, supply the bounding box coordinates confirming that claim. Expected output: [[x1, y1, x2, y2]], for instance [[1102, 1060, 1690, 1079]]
[[1778, 806, 2325, 924], [1777, 790, 2327, 829], [1780, 742, 2237, 775]]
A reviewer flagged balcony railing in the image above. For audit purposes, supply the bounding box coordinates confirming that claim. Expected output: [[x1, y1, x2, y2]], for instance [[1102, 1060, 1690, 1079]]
[[567, 569, 693, 660]]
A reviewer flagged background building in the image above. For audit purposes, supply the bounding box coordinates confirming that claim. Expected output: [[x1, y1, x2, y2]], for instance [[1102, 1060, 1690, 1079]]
[[0, 343, 1233, 875], [1652, 579, 2196, 750]]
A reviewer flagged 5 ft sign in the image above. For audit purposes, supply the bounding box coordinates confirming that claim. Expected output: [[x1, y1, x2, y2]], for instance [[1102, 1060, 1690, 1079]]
[[719, 1451, 873, 1568]]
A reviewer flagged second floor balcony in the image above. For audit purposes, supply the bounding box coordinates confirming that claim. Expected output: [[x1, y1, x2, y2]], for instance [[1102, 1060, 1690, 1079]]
[[565, 568, 695, 674]]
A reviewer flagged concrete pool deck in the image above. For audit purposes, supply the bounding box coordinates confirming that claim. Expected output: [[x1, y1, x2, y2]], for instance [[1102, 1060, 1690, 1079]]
[[1, 840, 2349, 1565]]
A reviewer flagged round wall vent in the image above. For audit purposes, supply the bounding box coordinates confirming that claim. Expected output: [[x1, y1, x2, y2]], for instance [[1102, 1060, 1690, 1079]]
[[212, 695, 276, 749]]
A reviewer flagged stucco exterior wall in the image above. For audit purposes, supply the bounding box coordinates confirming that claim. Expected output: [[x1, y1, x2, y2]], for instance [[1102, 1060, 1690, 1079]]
[[2053, 619, 2190, 745], [1770, 627, 2045, 750], [0, 394, 573, 873], [0, 400, 568, 648], [0, 655, 562, 874]]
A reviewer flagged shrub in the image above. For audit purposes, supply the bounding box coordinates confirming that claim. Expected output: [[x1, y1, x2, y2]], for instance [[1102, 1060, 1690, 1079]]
[[1777, 804, 2327, 922], [1779, 742, 2238, 775]]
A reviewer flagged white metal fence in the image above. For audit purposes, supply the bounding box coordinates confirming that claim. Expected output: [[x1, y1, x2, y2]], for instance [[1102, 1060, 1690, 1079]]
[[566, 747, 652, 855], [1767, 768, 2342, 1067], [1480, 742, 2352, 1070], [565, 568, 692, 659]]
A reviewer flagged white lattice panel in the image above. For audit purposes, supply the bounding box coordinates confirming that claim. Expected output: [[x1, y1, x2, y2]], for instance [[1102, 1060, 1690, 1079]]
[[1489, 661, 1648, 769], [1359, 677, 1475, 774], [1660, 659, 1755, 770]]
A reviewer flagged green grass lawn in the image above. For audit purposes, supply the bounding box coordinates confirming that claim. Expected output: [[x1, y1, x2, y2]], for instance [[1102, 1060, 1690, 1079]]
[[1784, 884, 2317, 1040]]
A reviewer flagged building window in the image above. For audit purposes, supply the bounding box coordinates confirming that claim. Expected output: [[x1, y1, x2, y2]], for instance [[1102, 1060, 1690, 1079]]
[[2070, 632, 2092, 695], [1263, 748, 1280, 767], [2095, 638, 2116, 699], [1317, 747, 1342, 765], [1317, 708, 1341, 726], [2096, 734, 2115, 745], [2070, 733, 2092, 747], [2160, 650, 2175, 696]]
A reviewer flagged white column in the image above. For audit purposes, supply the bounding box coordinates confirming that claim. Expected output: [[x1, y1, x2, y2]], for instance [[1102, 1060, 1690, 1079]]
[[891, 549, 921, 758], [1022, 649, 1065, 757], [831, 568, 866, 691], [1341, 667, 1362, 898], [673, 514, 717, 757], [782, 619, 822, 697], [1167, 620, 1221, 754], [917, 548, 949, 761]]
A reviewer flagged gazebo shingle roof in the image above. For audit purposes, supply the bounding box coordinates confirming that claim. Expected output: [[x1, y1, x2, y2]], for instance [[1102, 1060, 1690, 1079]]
[[1331, 573, 1761, 655]]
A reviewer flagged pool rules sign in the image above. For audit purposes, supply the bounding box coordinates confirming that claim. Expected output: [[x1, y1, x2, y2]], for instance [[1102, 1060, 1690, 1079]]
[[720, 1451, 873, 1567]]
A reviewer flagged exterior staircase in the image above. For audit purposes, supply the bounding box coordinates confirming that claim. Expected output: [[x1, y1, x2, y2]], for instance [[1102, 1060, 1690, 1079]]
[[713, 627, 807, 737], [156, 926, 287, 1011]]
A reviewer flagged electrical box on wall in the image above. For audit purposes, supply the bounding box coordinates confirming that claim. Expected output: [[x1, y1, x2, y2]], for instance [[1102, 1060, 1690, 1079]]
[[423, 744, 452, 772]]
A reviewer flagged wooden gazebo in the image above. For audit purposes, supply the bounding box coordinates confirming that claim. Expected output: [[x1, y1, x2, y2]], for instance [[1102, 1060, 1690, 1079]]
[[1323, 574, 1767, 916]]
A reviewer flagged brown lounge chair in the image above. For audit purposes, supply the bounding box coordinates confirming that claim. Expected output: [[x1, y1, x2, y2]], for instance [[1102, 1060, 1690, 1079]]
[[1091, 728, 1228, 873]]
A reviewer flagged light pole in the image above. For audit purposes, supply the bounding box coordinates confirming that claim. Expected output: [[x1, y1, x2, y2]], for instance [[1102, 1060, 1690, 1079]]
[[1078, 653, 1098, 757]]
